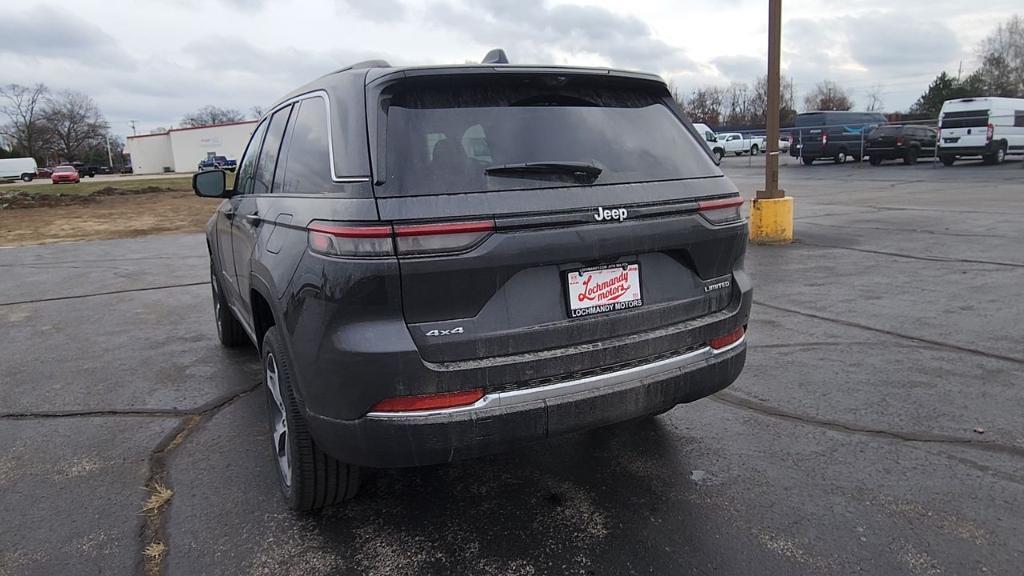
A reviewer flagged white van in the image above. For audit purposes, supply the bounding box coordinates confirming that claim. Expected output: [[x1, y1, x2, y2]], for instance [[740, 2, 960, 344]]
[[692, 122, 725, 161], [937, 97, 1024, 166], [0, 157, 39, 182]]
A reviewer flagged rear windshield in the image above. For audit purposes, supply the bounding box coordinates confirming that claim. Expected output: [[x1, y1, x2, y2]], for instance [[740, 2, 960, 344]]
[[795, 113, 826, 127], [942, 110, 989, 129], [376, 76, 718, 197]]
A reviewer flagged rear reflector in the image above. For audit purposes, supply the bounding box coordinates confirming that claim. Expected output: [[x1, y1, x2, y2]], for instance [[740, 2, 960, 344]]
[[709, 327, 745, 350], [371, 389, 485, 412], [698, 196, 744, 225]]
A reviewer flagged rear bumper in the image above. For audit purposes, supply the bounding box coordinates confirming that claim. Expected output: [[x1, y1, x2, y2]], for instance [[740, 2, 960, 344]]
[[306, 337, 746, 468], [938, 143, 999, 157]]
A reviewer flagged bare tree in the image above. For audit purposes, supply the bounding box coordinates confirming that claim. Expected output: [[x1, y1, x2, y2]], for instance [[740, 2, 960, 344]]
[[803, 80, 853, 111], [0, 83, 50, 161], [723, 82, 753, 127], [977, 15, 1024, 97], [684, 86, 726, 127], [750, 74, 797, 126], [181, 105, 245, 128], [43, 90, 109, 162], [250, 105, 266, 119], [864, 85, 884, 112]]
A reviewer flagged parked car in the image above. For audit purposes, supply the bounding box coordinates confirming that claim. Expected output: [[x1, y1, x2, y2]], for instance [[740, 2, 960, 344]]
[[121, 164, 134, 174], [36, 166, 54, 178], [692, 122, 725, 161], [866, 125, 937, 165], [193, 54, 751, 511], [0, 157, 39, 183], [936, 97, 1024, 166], [198, 155, 237, 172], [50, 165, 80, 184], [718, 132, 765, 156], [789, 111, 887, 165], [778, 134, 791, 153]]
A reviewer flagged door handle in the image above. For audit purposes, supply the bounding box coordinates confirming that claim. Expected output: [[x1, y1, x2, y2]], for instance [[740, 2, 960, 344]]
[[224, 210, 235, 221], [243, 214, 261, 226]]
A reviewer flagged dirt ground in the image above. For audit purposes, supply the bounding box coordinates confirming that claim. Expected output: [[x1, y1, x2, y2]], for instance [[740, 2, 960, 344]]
[[0, 190, 218, 246]]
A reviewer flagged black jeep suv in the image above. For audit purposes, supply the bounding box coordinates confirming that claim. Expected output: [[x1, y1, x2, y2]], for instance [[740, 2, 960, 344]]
[[193, 54, 752, 511], [866, 125, 937, 165]]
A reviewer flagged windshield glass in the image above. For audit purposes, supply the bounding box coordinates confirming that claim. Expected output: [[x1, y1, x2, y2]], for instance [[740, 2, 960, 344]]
[[870, 126, 902, 137], [378, 76, 718, 197], [55, 166, 75, 173]]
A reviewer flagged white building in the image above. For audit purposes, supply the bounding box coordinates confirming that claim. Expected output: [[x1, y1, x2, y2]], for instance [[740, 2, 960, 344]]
[[126, 121, 258, 175]]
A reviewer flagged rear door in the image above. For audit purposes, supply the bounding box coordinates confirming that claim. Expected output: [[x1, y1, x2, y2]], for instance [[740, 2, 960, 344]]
[[940, 106, 990, 150], [370, 74, 746, 363], [216, 119, 267, 303]]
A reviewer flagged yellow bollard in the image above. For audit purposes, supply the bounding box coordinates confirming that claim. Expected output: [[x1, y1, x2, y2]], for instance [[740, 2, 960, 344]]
[[749, 196, 794, 244]]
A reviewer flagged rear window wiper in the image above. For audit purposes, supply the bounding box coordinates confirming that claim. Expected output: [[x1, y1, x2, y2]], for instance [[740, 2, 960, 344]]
[[484, 161, 602, 182]]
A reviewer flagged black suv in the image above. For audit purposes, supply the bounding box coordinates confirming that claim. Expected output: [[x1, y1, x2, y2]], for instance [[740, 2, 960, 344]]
[[866, 125, 937, 165], [193, 54, 752, 511]]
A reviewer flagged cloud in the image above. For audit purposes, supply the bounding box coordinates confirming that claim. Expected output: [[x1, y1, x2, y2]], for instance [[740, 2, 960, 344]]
[[336, 0, 405, 23], [425, 0, 697, 74], [0, 5, 125, 66], [712, 55, 765, 82]]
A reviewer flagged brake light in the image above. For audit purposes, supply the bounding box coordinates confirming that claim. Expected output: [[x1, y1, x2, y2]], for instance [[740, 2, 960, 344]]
[[307, 222, 393, 257], [394, 220, 494, 256], [986, 123, 994, 141], [709, 327, 745, 350], [307, 219, 495, 258], [371, 388, 485, 412], [895, 136, 904, 146], [698, 196, 744, 225], [821, 132, 828, 144]]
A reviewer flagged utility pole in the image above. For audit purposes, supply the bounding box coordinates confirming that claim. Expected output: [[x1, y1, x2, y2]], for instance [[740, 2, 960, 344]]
[[749, 0, 793, 244], [105, 134, 113, 168], [129, 120, 137, 136]]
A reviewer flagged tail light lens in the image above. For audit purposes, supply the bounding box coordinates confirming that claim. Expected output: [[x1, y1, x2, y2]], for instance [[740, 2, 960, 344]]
[[986, 123, 994, 141], [394, 220, 494, 256], [821, 132, 828, 144], [307, 222, 393, 257], [698, 196, 744, 225], [371, 388, 485, 412], [896, 136, 904, 146], [307, 219, 495, 258], [709, 327, 745, 350]]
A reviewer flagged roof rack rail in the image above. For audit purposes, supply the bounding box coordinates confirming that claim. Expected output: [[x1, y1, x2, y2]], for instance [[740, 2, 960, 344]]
[[481, 49, 509, 64]]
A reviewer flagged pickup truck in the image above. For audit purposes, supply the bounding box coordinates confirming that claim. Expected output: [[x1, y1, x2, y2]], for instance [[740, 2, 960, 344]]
[[197, 156, 237, 172], [718, 133, 766, 156]]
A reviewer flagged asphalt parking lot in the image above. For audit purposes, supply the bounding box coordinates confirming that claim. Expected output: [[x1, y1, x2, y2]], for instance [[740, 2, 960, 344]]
[[2, 157, 1022, 575]]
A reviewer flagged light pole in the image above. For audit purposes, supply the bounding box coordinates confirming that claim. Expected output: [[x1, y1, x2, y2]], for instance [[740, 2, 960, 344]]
[[750, 0, 794, 244], [105, 134, 113, 168]]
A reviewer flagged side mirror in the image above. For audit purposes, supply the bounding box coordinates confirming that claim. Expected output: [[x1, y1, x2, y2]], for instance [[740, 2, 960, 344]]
[[193, 170, 227, 198]]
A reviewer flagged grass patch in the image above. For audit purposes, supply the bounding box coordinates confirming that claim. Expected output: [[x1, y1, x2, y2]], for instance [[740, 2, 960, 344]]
[[2, 176, 193, 197], [142, 482, 174, 514]]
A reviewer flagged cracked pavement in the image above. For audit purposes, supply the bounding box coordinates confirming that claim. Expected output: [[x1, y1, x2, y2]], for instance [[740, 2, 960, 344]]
[[1, 157, 1022, 575]]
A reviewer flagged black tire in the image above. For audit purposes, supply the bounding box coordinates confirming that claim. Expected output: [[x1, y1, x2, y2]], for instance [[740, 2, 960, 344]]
[[802, 156, 815, 166], [750, 145, 759, 155], [210, 260, 246, 347], [984, 144, 1006, 166], [869, 156, 882, 166], [262, 327, 359, 511], [20, 173, 33, 182], [833, 150, 848, 164], [715, 149, 725, 162], [903, 148, 919, 165], [940, 155, 956, 166]]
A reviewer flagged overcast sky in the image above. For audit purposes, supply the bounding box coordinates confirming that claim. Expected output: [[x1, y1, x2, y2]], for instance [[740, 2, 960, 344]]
[[1, 0, 1018, 138]]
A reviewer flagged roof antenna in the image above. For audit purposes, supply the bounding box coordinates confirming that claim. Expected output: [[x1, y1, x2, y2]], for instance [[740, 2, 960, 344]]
[[481, 49, 509, 64]]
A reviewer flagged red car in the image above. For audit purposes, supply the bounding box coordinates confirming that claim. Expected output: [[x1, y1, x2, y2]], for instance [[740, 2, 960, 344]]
[[51, 165, 80, 184]]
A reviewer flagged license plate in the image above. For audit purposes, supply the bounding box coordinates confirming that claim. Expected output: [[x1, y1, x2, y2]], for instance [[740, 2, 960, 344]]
[[566, 263, 643, 318]]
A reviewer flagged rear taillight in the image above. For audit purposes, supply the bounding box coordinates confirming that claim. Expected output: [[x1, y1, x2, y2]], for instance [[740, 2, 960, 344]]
[[986, 123, 994, 141], [895, 136, 904, 146], [821, 132, 828, 144], [394, 220, 494, 256], [371, 388, 485, 412], [709, 327, 745, 350], [307, 222, 393, 257], [698, 196, 744, 225], [307, 219, 495, 258]]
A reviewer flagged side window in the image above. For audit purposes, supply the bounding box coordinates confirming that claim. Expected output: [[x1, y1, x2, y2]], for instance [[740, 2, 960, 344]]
[[1015, 111, 1024, 128], [279, 98, 333, 195], [234, 120, 268, 195], [250, 105, 292, 195]]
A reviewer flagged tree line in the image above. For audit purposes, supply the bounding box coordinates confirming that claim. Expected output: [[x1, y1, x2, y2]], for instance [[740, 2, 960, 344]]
[[0, 83, 122, 167], [678, 14, 1022, 128]]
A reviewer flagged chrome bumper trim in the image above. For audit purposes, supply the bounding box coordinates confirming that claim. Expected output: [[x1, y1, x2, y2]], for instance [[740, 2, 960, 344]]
[[367, 335, 745, 419]]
